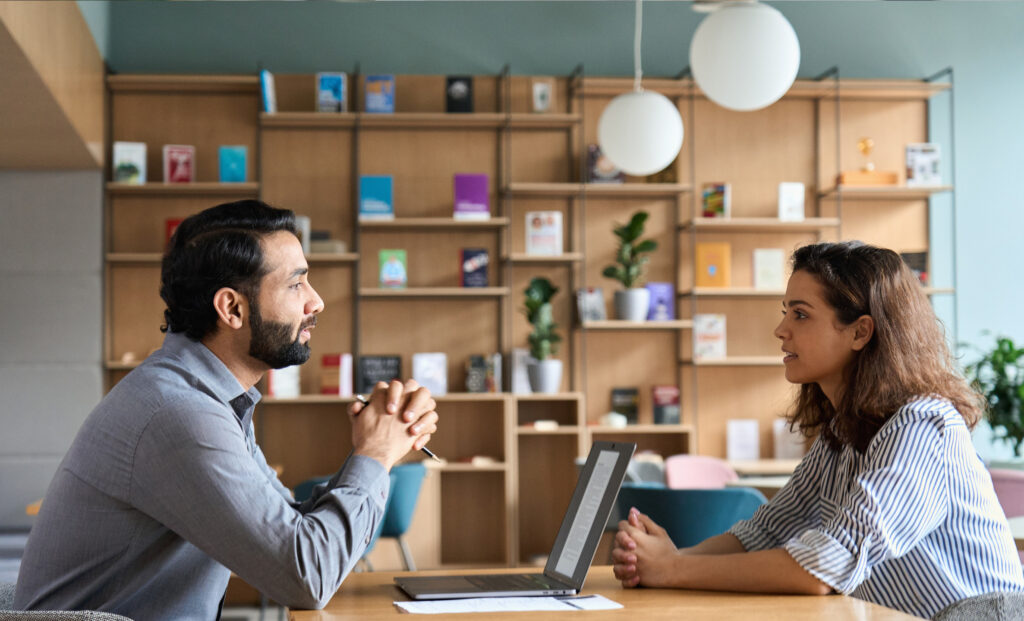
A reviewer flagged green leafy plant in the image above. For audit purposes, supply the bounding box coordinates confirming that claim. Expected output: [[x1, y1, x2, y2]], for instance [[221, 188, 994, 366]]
[[523, 277, 561, 361], [967, 336, 1024, 456], [601, 210, 658, 289]]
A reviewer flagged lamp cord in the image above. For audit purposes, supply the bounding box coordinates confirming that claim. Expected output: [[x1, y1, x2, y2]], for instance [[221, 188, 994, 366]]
[[634, 0, 643, 92]]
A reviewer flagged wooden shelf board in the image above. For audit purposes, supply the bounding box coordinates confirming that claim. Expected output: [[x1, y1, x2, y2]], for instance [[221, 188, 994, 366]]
[[507, 113, 581, 128], [683, 357, 785, 367], [679, 288, 785, 298], [680, 217, 840, 232], [588, 424, 695, 435], [108, 74, 258, 93], [583, 183, 692, 197], [306, 253, 359, 264], [503, 182, 581, 197], [506, 253, 584, 264], [358, 112, 506, 129], [260, 112, 357, 128], [106, 182, 260, 196], [517, 426, 581, 436], [819, 185, 953, 200], [359, 287, 510, 298], [359, 217, 509, 230], [514, 392, 583, 402], [582, 320, 693, 331]]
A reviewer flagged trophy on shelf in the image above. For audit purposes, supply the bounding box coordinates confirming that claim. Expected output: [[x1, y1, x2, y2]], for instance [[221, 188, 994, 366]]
[[838, 136, 898, 186]]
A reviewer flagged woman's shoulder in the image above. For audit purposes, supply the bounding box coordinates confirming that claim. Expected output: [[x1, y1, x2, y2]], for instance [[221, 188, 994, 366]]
[[876, 396, 965, 439]]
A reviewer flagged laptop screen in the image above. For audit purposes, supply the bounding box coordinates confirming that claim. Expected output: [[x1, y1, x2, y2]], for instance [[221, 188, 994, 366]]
[[544, 441, 635, 587]]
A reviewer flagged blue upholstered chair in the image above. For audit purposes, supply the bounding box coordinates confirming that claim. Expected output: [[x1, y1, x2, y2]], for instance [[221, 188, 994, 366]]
[[615, 484, 767, 548]]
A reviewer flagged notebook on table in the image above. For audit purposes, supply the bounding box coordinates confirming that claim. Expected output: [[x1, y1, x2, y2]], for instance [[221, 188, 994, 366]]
[[394, 440, 637, 600]]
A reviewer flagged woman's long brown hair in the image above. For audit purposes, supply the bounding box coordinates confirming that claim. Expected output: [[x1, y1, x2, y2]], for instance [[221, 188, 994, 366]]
[[787, 241, 982, 453]]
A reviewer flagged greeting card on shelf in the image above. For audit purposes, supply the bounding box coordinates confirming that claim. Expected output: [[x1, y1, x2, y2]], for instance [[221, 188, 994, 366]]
[[905, 143, 941, 187], [645, 282, 675, 320], [525, 211, 563, 256], [611, 387, 640, 424], [695, 242, 731, 288], [379, 249, 407, 289], [365, 75, 395, 113], [358, 355, 401, 395], [413, 352, 448, 397], [316, 72, 347, 112], [112, 142, 146, 184], [359, 175, 394, 220], [777, 182, 805, 222], [445, 76, 473, 113], [218, 146, 247, 183], [652, 385, 680, 425], [693, 314, 727, 361], [576, 287, 607, 322], [460, 248, 489, 287], [259, 70, 277, 113], [727, 419, 760, 461], [162, 145, 195, 183], [320, 353, 353, 397], [701, 182, 731, 218], [753, 248, 786, 290], [453, 173, 490, 220]]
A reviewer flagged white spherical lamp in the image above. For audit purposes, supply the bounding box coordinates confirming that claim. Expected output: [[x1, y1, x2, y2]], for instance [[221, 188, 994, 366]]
[[598, 90, 684, 176], [690, 1, 800, 112]]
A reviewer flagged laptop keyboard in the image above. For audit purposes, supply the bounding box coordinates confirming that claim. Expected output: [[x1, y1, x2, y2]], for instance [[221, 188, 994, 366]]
[[466, 574, 561, 591]]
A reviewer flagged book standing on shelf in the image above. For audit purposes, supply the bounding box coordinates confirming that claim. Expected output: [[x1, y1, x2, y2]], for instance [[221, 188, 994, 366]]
[[162, 145, 195, 183], [412, 352, 448, 397], [652, 385, 680, 425], [511, 348, 532, 394], [701, 182, 731, 218], [320, 353, 353, 396], [218, 146, 247, 183], [645, 282, 675, 320], [727, 419, 760, 460], [379, 249, 407, 288], [693, 314, 727, 360], [445, 76, 473, 113], [753, 248, 786, 290], [165, 219, 183, 248], [365, 75, 395, 113], [525, 211, 563, 256], [266, 365, 300, 398], [460, 248, 489, 287], [358, 355, 401, 395], [316, 72, 347, 112], [611, 387, 639, 424], [466, 353, 501, 393], [695, 242, 731, 288], [453, 173, 490, 220], [777, 182, 805, 222], [359, 175, 394, 220], [906, 143, 941, 187], [259, 69, 277, 113], [576, 287, 606, 322], [112, 142, 146, 184]]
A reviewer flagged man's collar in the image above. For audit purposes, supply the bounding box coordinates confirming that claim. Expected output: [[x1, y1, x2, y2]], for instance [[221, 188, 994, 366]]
[[160, 331, 262, 419]]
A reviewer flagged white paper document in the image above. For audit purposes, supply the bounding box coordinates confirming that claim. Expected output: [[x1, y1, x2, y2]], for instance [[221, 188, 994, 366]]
[[394, 594, 623, 614]]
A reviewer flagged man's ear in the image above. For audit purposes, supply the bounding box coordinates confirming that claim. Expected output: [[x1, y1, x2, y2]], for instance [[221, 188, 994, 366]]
[[851, 315, 875, 352], [212, 287, 247, 330]]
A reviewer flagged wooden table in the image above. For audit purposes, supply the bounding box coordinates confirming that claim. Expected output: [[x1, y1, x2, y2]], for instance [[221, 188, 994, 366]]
[[288, 566, 922, 620], [1009, 516, 1024, 551]]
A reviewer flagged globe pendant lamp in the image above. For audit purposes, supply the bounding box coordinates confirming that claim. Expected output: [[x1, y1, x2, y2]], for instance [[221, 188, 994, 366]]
[[690, 1, 800, 112], [598, 0, 684, 177]]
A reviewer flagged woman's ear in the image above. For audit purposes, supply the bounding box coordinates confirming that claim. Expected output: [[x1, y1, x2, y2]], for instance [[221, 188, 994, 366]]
[[851, 315, 875, 351], [212, 287, 246, 330]]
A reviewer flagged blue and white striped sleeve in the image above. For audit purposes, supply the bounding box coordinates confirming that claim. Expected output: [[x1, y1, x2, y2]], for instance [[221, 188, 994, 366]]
[[728, 437, 825, 551], [784, 412, 949, 594]]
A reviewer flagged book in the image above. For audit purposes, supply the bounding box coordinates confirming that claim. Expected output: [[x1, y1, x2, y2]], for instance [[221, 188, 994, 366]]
[[586, 144, 625, 183], [777, 182, 805, 222], [446, 76, 473, 113], [701, 182, 731, 218], [162, 144, 195, 183], [511, 347, 532, 394], [576, 287, 607, 322], [260, 69, 277, 113], [165, 218, 183, 247], [320, 353, 353, 397], [525, 211, 563, 256], [412, 352, 448, 397], [358, 355, 401, 395], [453, 173, 490, 220], [359, 175, 394, 220], [651, 385, 680, 425], [112, 141, 146, 184], [695, 242, 731, 288], [218, 145, 247, 183], [727, 419, 760, 461], [365, 75, 395, 113], [316, 72, 347, 112], [611, 387, 639, 424], [900, 251, 929, 286], [645, 282, 675, 320], [466, 353, 501, 393], [294, 215, 311, 255], [773, 419, 805, 460], [753, 248, 786, 290], [531, 77, 554, 113], [906, 143, 941, 187], [267, 364, 301, 398], [693, 313, 727, 360], [460, 248, 489, 287], [379, 249, 407, 288]]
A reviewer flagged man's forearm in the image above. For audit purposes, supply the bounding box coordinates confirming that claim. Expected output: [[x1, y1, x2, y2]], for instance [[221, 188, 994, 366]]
[[665, 548, 832, 595]]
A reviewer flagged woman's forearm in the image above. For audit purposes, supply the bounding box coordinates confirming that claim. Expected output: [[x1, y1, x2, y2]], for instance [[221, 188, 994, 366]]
[[679, 533, 747, 555], [665, 548, 832, 595]]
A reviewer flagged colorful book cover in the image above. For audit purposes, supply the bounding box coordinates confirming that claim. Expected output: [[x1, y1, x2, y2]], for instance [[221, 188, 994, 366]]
[[358, 355, 401, 395], [576, 287, 606, 322], [218, 145, 247, 183], [320, 353, 353, 396], [693, 314, 727, 361], [777, 182, 805, 222], [525, 211, 563, 256], [365, 75, 395, 113], [645, 282, 675, 320], [162, 144, 195, 183], [460, 248, 489, 287], [446, 76, 474, 113], [586, 144, 625, 183], [359, 175, 394, 220], [379, 249, 407, 288], [316, 72, 347, 112], [652, 385, 680, 425], [259, 69, 277, 113], [412, 352, 448, 397], [611, 387, 639, 424], [695, 242, 731, 288], [701, 182, 731, 218], [905, 143, 941, 187], [453, 173, 490, 220], [112, 141, 146, 184], [753, 248, 786, 290]]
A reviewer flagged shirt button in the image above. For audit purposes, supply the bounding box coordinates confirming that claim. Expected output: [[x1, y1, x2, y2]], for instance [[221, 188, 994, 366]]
[[365, 536, 371, 544]]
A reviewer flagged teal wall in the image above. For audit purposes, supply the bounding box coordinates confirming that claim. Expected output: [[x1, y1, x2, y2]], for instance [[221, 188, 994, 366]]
[[76, 1, 109, 60], [96, 1, 1024, 459]]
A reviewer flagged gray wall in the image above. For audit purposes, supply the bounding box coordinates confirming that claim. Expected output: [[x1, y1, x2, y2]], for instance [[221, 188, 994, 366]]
[[0, 172, 103, 528]]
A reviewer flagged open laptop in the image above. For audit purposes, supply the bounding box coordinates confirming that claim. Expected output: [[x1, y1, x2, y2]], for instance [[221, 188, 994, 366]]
[[395, 440, 636, 600]]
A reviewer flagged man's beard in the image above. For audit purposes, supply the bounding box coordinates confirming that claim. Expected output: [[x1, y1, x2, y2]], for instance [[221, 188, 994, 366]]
[[248, 299, 314, 369]]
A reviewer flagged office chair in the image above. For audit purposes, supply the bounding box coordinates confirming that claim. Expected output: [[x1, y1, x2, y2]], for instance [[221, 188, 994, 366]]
[[989, 468, 1024, 563], [0, 582, 134, 620], [615, 485, 767, 548], [932, 591, 1024, 621], [664, 454, 739, 489]]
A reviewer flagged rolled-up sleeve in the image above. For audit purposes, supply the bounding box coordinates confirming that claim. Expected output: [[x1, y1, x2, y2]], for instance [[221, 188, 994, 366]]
[[783, 417, 948, 594]]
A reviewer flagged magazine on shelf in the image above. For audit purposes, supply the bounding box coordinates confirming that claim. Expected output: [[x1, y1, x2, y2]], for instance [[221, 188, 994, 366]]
[[525, 211, 563, 256], [465, 353, 501, 393], [701, 182, 731, 218], [611, 387, 639, 424], [453, 173, 490, 220], [905, 143, 942, 187], [358, 355, 401, 395], [359, 175, 394, 220], [777, 182, 805, 222], [162, 145, 195, 183], [218, 146, 247, 183], [365, 75, 395, 113], [412, 352, 448, 396], [695, 242, 731, 288], [652, 385, 680, 425], [645, 282, 675, 321], [753, 248, 786, 290], [316, 72, 347, 112], [693, 314, 727, 361], [112, 142, 146, 184], [460, 248, 489, 287], [379, 249, 407, 288]]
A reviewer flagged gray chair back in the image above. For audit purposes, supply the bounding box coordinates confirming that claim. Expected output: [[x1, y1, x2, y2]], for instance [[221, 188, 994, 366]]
[[932, 591, 1024, 621], [0, 583, 133, 620]]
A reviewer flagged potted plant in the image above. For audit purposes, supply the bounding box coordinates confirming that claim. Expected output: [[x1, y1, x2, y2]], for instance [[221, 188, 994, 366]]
[[602, 210, 658, 321], [968, 336, 1024, 458], [523, 276, 563, 393]]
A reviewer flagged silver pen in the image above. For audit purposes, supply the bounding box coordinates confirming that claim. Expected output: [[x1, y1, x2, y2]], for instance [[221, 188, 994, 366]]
[[354, 394, 442, 463]]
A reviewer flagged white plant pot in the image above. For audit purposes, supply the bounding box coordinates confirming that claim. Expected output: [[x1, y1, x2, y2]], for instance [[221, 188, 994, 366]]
[[527, 359, 563, 394], [614, 288, 650, 321]]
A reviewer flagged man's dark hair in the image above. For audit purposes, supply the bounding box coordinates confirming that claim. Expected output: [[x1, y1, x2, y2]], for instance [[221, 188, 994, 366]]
[[160, 200, 297, 341]]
